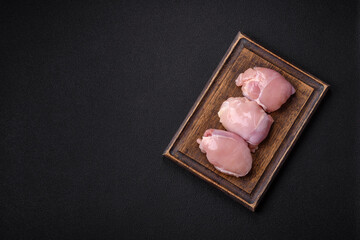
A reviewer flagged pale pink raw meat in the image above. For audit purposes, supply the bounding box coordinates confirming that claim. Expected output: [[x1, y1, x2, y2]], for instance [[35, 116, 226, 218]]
[[197, 129, 252, 177], [235, 67, 296, 112], [218, 97, 273, 152]]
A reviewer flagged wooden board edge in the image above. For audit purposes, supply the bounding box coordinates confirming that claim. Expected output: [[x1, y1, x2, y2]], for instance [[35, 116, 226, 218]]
[[162, 151, 256, 212]]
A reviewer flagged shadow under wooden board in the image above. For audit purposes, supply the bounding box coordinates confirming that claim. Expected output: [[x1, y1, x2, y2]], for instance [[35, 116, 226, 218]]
[[163, 32, 329, 211]]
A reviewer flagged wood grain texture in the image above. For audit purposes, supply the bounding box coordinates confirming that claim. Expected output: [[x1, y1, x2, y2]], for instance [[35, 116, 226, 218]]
[[163, 32, 329, 211]]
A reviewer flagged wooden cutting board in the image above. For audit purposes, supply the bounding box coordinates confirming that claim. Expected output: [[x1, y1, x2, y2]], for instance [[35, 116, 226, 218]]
[[163, 32, 329, 211]]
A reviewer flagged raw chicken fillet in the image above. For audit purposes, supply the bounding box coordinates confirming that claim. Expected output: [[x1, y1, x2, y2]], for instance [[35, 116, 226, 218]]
[[218, 97, 274, 151], [235, 67, 296, 112], [197, 129, 252, 177]]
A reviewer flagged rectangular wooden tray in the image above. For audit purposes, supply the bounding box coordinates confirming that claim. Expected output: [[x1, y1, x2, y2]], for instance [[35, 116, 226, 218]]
[[163, 32, 329, 211]]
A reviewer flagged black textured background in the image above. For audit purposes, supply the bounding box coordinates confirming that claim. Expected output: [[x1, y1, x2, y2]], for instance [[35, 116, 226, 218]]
[[1, 1, 359, 239]]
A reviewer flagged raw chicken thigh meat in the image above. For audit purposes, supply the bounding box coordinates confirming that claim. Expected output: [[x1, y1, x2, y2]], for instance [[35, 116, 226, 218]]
[[197, 129, 252, 177], [218, 97, 273, 151], [235, 67, 296, 112]]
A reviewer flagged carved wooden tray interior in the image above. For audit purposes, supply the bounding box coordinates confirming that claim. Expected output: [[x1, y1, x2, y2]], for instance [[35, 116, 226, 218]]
[[163, 32, 329, 211]]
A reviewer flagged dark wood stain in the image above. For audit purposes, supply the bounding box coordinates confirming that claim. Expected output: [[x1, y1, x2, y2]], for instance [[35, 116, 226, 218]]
[[163, 32, 329, 211]]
